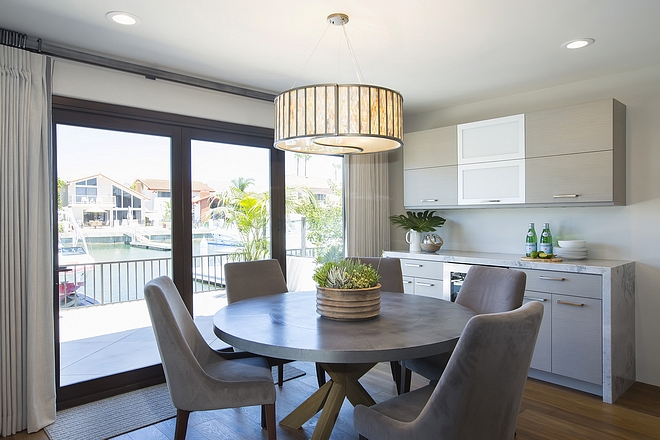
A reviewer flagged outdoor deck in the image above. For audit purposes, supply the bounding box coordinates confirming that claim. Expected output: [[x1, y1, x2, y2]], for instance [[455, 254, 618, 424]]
[[59, 289, 229, 386]]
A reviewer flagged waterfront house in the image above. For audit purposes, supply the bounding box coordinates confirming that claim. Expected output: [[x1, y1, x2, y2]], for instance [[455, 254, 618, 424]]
[[133, 178, 214, 226], [61, 174, 149, 227]]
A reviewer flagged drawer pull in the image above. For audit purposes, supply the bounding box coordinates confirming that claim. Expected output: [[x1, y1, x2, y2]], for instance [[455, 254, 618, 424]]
[[556, 300, 585, 307], [403, 280, 413, 284], [538, 276, 566, 281], [525, 297, 548, 302], [405, 263, 423, 267], [416, 282, 435, 287], [553, 194, 579, 198], [421, 198, 438, 202], [480, 199, 500, 203]]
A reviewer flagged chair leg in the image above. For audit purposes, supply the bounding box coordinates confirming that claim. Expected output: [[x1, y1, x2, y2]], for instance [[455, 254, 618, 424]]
[[262, 403, 277, 440], [400, 366, 412, 394], [174, 409, 190, 440], [390, 361, 402, 394], [277, 364, 284, 387], [316, 363, 326, 387]]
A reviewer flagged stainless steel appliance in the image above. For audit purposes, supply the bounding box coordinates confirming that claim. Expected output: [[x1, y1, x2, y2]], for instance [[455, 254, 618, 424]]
[[442, 262, 474, 302]]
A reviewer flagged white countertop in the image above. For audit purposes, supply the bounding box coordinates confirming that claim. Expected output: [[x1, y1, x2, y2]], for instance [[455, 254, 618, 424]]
[[383, 249, 634, 275]]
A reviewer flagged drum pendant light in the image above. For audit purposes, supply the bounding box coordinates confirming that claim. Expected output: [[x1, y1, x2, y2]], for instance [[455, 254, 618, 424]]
[[274, 14, 404, 155]]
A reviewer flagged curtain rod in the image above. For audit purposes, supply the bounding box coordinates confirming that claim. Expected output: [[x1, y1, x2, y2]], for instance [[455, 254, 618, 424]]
[[1, 27, 277, 102]]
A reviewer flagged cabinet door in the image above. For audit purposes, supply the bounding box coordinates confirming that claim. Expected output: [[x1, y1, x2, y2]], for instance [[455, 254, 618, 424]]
[[552, 294, 603, 385], [524, 293, 552, 372], [414, 277, 443, 299], [526, 151, 615, 205], [404, 166, 457, 208], [458, 114, 525, 164], [404, 126, 457, 169], [526, 99, 618, 158], [458, 160, 525, 205]]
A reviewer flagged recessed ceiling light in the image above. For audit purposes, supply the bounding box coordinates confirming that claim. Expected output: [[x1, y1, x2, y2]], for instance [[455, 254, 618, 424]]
[[561, 38, 595, 50], [106, 11, 141, 26]]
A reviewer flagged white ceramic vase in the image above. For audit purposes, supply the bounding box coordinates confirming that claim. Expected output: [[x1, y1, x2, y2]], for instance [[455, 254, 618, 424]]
[[405, 230, 422, 252]]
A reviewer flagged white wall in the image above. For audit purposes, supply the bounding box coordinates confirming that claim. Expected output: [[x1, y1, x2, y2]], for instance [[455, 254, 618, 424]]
[[390, 64, 660, 387], [52, 60, 274, 128]]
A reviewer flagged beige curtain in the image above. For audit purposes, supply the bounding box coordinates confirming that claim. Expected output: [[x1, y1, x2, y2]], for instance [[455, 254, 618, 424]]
[[344, 152, 390, 257], [0, 46, 56, 435]]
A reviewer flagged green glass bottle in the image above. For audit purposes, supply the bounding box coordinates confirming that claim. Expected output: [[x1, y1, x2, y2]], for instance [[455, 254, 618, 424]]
[[540, 223, 553, 255], [525, 223, 537, 256]]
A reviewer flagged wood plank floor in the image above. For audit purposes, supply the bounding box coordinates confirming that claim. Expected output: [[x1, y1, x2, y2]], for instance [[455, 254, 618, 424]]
[[7, 362, 660, 439]]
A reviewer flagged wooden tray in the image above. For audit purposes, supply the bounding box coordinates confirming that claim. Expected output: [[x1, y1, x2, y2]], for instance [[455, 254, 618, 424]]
[[521, 256, 563, 262]]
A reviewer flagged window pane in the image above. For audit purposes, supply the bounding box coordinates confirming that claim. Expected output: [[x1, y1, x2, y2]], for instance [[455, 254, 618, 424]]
[[285, 153, 344, 292], [191, 140, 271, 344], [56, 124, 171, 386]]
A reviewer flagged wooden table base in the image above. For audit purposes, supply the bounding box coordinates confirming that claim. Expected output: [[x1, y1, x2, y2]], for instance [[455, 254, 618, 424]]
[[280, 363, 377, 440]]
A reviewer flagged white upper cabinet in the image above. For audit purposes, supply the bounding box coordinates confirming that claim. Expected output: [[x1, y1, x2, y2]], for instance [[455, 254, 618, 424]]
[[457, 114, 525, 164], [458, 160, 525, 205]]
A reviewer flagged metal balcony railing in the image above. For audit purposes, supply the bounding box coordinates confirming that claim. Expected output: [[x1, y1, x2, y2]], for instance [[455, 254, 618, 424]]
[[58, 253, 237, 308]]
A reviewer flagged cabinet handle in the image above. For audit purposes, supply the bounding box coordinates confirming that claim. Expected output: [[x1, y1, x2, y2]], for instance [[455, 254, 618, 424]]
[[538, 276, 566, 281], [403, 280, 413, 284], [525, 297, 548, 302], [553, 194, 579, 198], [556, 300, 585, 307], [416, 282, 435, 287], [480, 199, 500, 203], [405, 264, 423, 267], [421, 198, 438, 202]]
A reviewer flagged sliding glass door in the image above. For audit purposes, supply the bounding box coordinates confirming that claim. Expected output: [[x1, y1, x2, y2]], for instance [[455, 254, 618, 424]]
[[52, 97, 278, 407], [190, 139, 271, 343]]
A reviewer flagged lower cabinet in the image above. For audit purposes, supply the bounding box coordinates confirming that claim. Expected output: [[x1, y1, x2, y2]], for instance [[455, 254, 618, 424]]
[[400, 259, 444, 299], [520, 268, 603, 386]]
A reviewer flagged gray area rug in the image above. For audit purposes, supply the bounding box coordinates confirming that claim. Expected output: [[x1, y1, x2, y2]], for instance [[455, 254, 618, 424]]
[[45, 364, 306, 440]]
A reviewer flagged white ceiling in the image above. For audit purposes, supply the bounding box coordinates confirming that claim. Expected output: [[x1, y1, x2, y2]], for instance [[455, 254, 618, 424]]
[[2, 0, 660, 115]]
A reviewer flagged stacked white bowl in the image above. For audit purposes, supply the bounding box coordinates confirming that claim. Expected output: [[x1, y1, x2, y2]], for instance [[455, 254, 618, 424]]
[[554, 240, 588, 260]]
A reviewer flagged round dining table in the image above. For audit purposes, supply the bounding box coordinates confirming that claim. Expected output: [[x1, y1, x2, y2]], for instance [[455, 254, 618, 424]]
[[213, 290, 475, 440]]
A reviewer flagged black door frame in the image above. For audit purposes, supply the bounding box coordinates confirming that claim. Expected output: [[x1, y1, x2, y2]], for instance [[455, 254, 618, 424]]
[[52, 97, 280, 409]]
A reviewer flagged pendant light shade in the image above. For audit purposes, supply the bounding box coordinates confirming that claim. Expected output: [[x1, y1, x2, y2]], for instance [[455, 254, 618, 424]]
[[273, 14, 404, 155], [274, 84, 403, 154]]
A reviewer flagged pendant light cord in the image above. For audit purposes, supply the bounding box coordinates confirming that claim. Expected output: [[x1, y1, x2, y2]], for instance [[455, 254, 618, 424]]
[[291, 17, 365, 88], [291, 23, 330, 88], [342, 24, 365, 84]]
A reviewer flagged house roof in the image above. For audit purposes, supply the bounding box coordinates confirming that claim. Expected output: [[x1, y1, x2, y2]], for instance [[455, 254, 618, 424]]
[[69, 174, 148, 200], [135, 178, 214, 193]]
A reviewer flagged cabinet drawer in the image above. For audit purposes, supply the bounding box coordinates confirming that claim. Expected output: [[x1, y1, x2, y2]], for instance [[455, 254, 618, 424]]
[[403, 276, 414, 294], [552, 294, 603, 385], [521, 269, 601, 299], [524, 293, 552, 372], [414, 277, 443, 299], [400, 259, 444, 279]]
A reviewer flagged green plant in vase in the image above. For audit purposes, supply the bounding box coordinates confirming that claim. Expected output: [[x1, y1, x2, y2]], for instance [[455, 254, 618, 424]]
[[389, 210, 445, 252], [313, 259, 381, 320]]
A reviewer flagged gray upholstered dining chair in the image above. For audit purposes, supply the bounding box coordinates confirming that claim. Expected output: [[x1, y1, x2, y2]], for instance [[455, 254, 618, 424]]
[[144, 276, 276, 440], [354, 300, 544, 440], [400, 265, 526, 393], [224, 258, 294, 387]]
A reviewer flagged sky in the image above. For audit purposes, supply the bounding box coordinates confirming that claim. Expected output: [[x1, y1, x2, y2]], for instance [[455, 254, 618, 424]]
[[56, 124, 341, 193]]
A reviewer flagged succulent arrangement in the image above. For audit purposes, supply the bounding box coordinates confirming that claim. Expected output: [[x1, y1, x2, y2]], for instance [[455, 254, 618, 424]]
[[389, 210, 446, 233], [313, 259, 380, 289]]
